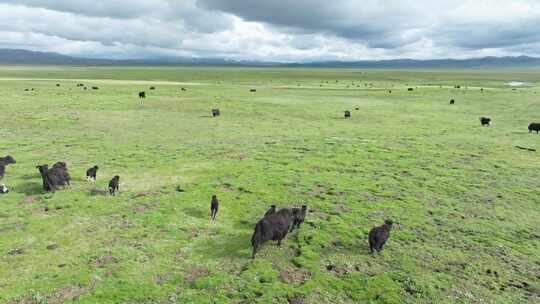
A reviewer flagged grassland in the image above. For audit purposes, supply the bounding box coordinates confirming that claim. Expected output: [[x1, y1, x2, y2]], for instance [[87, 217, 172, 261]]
[[0, 66, 538, 304]]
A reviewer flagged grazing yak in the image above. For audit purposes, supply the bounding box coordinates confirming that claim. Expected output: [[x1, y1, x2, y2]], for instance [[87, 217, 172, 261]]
[[450, 99, 455, 104], [290, 205, 308, 232], [344, 111, 351, 118], [480, 117, 492, 127], [52, 162, 70, 185], [150, 86, 156, 90], [250, 89, 257, 92], [528, 122, 540, 133], [251, 208, 295, 258], [36, 165, 53, 191], [368, 219, 394, 254], [408, 88, 414, 91], [264, 205, 276, 217], [212, 108, 220, 117], [108, 175, 120, 196], [86, 165, 99, 181], [92, 86, 99, 90], [181, 88, 187, 91], [139, 91, 146, 98], [36, 162, 70, 192], [0, 155, 16, 181], [210, 195, 219, 221]]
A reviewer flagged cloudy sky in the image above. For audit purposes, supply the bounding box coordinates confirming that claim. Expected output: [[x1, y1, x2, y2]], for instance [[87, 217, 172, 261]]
[[0, 0, 539, 61]]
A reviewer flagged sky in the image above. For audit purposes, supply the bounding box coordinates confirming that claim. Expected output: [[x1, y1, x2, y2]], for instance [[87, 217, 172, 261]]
[[0, 0, 539, 62]]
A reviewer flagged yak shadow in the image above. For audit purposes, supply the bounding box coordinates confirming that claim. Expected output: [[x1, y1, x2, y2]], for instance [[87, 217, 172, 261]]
[[199, 115, 213, 118], [183, 206, 208, 219], [193, 230, 252, 259], [15, 181, 45, 196]]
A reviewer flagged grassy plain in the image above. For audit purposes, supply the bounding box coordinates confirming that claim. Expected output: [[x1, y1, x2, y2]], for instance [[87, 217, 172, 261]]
[[0, 66, 539, 303]]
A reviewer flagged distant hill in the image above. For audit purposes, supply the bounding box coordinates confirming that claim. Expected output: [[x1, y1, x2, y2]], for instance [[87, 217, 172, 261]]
[[286, 56, 540, 69], [1, 49, 540, 68]]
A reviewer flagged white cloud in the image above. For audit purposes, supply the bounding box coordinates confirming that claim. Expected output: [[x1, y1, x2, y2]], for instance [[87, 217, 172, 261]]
[[0, 0, 538, 61]]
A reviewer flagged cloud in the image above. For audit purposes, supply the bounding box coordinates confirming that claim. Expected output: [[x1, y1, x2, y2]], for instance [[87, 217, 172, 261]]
[[0, 0, 538, 61]]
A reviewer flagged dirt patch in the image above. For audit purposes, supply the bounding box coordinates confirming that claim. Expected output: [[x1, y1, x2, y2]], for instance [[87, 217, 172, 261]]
[[88, 254, 118, 268], [47, 282, 96, 304], [133, 191, 159, 198], [280, 266, 311, 285], [155, 273, 172, 285], [288, 297, 304, 304], [133, 201, 160, 213], [184, 266, 209, 284], [8, 281, 97, 304], [221, 182, 235, 192], [325, 264, 349, 277], [20, 196, 41, 205], [306, 184, 327, 198]]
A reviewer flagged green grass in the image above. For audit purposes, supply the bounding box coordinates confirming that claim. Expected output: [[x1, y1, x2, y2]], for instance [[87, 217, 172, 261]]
[[0, 66, 539, 304]]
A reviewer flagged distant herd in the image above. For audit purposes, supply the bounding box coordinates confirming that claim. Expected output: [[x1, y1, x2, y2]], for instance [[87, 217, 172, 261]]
[[5, 82, 538, 258]]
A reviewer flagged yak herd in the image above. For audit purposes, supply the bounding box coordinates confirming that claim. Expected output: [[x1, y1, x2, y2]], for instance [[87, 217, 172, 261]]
[[3, 83, 539, 259], [0, 154, 395, 257]]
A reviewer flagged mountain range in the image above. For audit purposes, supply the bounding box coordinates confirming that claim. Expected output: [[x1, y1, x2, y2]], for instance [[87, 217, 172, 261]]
[[1, 49, 540, 68]]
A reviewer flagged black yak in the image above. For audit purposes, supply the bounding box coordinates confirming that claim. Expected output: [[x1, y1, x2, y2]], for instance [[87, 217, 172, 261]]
[[408, 88, 414, 91], [52, 162, 70, 186], [86, 165, 99, 181], [528, 123, 540, 133], [36, 164, 69, 192], [450, 99, 455, 104], [368, 219, 394, 254], [92, 86, 99, 90], [290, 205, 308, 232], [250, 89, 257, 92], [480, 117, 492, 127], [0, 155, 16, 181], [139, 91, 146, 98], [264, 205, 276, 217], [344, 111, 351, 118], [212, 108, 220, 117], [108, 175, 120, 196], [150, 86, 156, 90], [251, 208, 295, 258], [211, 194, 219, 221]]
